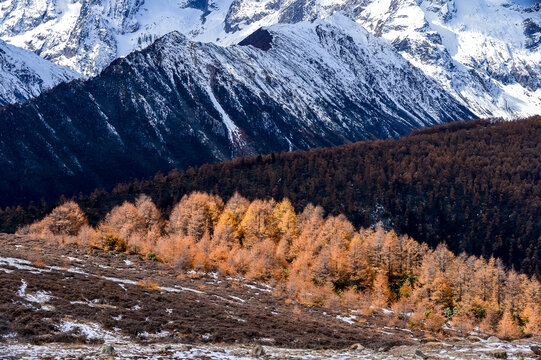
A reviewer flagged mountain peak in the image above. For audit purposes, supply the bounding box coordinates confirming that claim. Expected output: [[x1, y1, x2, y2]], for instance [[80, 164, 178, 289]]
[[1, 0, 539, 118], [238, 28, 273, 51], [0, 39, 79, 107]]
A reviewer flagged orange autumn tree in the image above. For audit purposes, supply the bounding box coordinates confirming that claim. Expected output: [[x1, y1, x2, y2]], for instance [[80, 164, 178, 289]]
[[167, 192, 224, 240], [498, 310, 521, 339], [240, 199, 278, 248], [22, 201, 87, 237]]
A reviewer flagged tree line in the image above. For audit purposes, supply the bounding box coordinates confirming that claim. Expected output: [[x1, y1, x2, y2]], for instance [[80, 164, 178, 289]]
[[22, 192, 541, 337], [1, 117, 540, 277]]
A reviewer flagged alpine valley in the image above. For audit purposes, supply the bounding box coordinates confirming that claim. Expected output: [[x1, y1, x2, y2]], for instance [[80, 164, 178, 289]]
[[1, 0, 541, 358]]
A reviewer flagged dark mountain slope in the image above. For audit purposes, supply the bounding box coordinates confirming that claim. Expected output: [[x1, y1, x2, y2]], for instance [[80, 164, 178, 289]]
[[0, 17, 474, 207]]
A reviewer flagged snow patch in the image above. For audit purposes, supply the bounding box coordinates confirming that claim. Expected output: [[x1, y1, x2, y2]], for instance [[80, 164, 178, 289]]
[[204, 85, 244, 148], [17, 279, 53, 305], [336, 314, 357, 325]]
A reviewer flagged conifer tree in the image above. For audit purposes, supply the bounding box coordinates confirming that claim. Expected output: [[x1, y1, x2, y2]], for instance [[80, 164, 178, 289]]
[[240, 199, 277, 248], [372, 272, 391, 308], [498, 309, 521, 339]]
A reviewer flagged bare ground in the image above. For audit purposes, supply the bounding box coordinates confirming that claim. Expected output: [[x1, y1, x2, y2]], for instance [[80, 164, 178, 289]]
[[0, 234, 539, 359]]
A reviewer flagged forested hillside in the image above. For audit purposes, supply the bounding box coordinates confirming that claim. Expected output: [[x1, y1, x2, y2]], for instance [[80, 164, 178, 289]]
[[1, 118, 540, 277]]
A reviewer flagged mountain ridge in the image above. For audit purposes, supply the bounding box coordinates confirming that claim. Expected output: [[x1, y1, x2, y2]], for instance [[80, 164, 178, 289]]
[[1, 0, 539, 118], [0, 16, 474, 207]]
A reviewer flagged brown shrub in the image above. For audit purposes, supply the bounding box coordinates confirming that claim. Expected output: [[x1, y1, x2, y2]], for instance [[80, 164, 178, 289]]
[[127, 232, 153, 254], [228, 246, 250, 276], [341, 287, 361, 309], [160, 235, 196, 271], [102, 234, 127, 252], [76, 225, 100, 247], [391, 297, 413, 324], [136, 280, 162, 291], [450, 311, 474, 333]]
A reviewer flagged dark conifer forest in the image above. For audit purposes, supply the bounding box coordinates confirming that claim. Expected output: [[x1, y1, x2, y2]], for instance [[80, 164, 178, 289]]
[[2, 117, 540, 277]]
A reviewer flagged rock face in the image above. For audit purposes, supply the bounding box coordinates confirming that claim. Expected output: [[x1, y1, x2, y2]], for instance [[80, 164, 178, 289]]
[[1, 0, 539, 118], [0, 16, 473, 206], [0, 39, 79, 106], [353, 0, 541, 118], [223, 0, 541, 118], [0, 0, 147, 76], [252, 345, 265, 356], [349, 343, 364, 351], [489, 349, 508, 359], [531, 345, 541, 355]]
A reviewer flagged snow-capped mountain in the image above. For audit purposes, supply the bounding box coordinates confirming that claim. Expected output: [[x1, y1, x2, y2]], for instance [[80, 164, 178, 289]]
[[1, 0, 539, 117], [222, 0, 541, 117], [0, 17, 473, 205], [0, 39, 79, 106], [354, 0, 541, 117], [0, 0, 235, 76]]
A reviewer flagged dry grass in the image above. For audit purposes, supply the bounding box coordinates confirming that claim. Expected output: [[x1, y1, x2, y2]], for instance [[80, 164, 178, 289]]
[[136, 280, 162, 291]]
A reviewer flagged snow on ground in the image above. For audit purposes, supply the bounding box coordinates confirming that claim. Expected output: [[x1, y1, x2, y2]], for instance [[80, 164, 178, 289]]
[[58, 321, 115, 341], [229, 295, 246, 303], [16, 279, 52, 305], [243, 283, 272, 292], [1, 254, 269, 318], [1, 237, 540, 360], [204, 84, 245, 147], [63, 256, 82, 262], [336, 314, 357, 325], [0, 255, 210, 298], [2, 339, 540, 359]]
